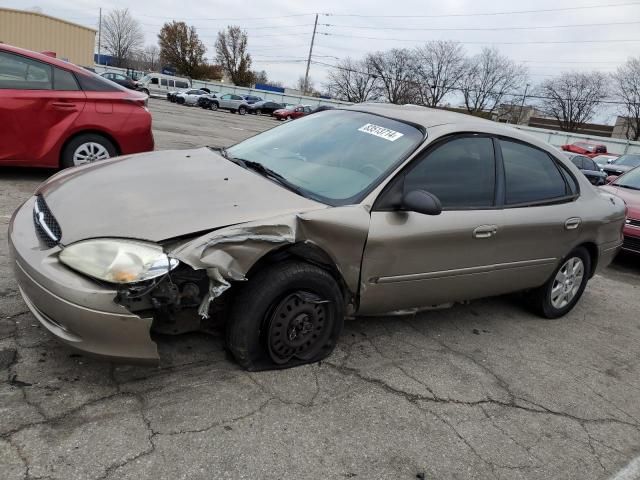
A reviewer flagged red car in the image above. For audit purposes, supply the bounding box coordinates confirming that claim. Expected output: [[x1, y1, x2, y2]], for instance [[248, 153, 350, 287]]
[[273, 104, 312, 121], [0, 44, 153, 169], [561, 141, 607, 158], [600, 166, 640, 255]]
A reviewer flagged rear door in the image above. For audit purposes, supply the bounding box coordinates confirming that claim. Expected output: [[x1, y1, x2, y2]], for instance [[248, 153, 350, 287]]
[[0, 50, 85, 166]]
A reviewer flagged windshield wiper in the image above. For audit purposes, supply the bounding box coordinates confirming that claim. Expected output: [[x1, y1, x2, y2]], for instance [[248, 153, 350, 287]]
[[616, 184, 640, 191], [240, 159, 306, 196]]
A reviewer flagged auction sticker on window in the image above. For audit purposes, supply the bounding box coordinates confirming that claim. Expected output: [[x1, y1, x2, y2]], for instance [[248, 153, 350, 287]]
[[358, 123, 404, 142]]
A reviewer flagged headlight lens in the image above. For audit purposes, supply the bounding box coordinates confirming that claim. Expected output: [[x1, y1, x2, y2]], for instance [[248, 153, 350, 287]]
[[59, 239, 178, 284]]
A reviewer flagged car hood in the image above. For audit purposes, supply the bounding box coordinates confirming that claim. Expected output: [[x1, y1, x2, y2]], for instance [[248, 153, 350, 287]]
[[600, 185, 640, 217], [37, 148, 325, 244]]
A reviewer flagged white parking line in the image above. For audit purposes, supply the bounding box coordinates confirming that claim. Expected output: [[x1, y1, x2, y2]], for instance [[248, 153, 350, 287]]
[[228, 127, 245, 131], [610, 456, 640, 480]]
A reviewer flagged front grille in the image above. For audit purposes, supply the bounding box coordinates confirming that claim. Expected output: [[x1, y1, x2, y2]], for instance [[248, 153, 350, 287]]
[[622, 235, 640, 253], [627, 218, 640, 228], [33, 195, 61, 248]]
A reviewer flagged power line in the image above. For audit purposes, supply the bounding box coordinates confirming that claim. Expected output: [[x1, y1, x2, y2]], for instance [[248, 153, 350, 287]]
[[325, 20, 640, 32], [321, 1, 640, 18], [319, 32, 640, 45]]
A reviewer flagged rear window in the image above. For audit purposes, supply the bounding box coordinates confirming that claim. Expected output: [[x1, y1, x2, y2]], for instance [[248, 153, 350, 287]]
[[75, 71, 122, 92]]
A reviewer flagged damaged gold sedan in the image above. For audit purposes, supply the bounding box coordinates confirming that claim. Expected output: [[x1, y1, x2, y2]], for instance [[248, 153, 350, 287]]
[[9, 105, 626, 370]]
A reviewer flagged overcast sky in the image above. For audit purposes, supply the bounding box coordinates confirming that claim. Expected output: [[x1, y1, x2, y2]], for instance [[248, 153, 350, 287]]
[[3, 0, 640, 122]]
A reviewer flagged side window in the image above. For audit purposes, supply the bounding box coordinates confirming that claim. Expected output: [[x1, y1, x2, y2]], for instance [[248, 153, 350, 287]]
[[75, 72, 120, 91], [585, 158, 598, 171], [0, 51, 52, 89], [168, 80, 174, 87], [571, 157, 584, 169], [222, 94, 231, 99], [176, 80, 188, 88], [233, 95, 243, 100], [53, 68, 79, 90], [500, 139, 568, 205], [404, 136, 496, 209], [161, 78, 167, 86], [151, 77, 159, 84]]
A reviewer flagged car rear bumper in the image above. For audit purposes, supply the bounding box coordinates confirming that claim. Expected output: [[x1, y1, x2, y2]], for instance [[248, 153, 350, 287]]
[[9, 197, 159, 363], [596, 239, 624, 273]]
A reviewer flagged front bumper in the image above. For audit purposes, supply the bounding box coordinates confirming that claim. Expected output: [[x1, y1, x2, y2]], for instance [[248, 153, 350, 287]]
[[9, 197, 159, 363]]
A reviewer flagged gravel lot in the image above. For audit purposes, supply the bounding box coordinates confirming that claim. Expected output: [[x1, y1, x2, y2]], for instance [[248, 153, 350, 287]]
[[2, 98, 640, 480]]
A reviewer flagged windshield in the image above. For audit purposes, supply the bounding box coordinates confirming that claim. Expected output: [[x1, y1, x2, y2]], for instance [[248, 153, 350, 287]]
[[593, 155, 611, 166], [614, 167, 640, 189], [226, 110, 424, 204], [614, 154, 640, 167]]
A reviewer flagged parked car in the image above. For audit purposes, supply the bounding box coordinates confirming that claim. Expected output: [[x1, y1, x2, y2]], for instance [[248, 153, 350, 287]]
[[600, 167, 640, 255], [209, 93, 251, 114], [137, 73, 190, 96], [198, 92, 221, 109], [0, 43, 153, 168], [248, 100, 285, 115], [593, 154, 618, 167], [273, 104, 312, 120], [602, 153, 640, 179], [100, 72, 137, 90], [175, 89, 210, 106], [9, 105, 625, 369], [561, 141, 608, 158], [565, 153, 607, 185], [243, 95, 263, 104]]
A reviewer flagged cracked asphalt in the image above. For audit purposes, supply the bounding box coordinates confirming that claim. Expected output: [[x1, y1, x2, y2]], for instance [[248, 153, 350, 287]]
[[2, 98, 640, 480]]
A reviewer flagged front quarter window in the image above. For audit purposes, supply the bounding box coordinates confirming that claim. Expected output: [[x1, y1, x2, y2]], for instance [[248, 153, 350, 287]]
[[226, 110, 424, 204]]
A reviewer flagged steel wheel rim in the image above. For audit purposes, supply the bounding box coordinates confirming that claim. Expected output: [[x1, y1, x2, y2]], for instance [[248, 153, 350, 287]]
[[72, 142, 110, 166], [267, 292, 331, 364], [551, 257, 584, 309]]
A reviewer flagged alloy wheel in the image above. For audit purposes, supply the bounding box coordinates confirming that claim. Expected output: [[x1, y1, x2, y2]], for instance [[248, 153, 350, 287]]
[[550, 257, 584, 309], [72, 142, 111, 166]]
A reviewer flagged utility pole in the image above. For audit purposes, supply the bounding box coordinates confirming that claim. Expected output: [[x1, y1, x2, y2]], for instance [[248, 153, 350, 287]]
[[518, 82, 530, 124], [97, 8, 102, 66], [303, 14, 318, 95]]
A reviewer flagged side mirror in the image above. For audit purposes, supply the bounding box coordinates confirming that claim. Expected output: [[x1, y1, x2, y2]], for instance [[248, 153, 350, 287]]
[[606, 175, 619, 184], [402, 190, 442, 216]]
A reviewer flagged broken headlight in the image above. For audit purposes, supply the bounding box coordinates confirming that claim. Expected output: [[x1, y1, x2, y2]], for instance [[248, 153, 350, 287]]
[[59, 239, 179, 284]]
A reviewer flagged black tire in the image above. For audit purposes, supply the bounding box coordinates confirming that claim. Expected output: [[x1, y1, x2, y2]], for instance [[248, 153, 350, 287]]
[[176, 97, 185, 105], [287, 115, 292, 121], [226, 261, 344, 371], [211, 102, 219, 111], [238, 106, 247, 115], [61, 133, 117, 169], [256, 108, 263, 115], [526, 247, 591, 319], [141, 88, 149, 96]]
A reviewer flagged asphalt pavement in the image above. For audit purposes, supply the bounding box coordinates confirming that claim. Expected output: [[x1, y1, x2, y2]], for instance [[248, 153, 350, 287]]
[[1, 98, 640, 480]]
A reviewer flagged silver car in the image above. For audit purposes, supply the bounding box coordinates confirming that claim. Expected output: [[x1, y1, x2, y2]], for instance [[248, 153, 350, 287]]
[[211, 93, 250, 115], [9, 105, 626, 370]]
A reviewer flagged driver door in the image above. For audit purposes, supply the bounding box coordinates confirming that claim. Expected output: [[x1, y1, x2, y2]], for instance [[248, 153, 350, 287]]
[[359, 135, 506, 315]]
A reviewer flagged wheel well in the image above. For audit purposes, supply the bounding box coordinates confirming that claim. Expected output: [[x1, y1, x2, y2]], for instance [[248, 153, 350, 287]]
[[579, 242, 599, 278], [246, 243, 354, 307], [59, 130, 121, 168]]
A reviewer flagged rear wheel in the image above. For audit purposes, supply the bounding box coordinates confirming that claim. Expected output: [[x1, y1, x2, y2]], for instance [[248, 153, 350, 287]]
[[238, 106, 247, 115], [61, 134, 117, 169], [226, 261, 344, 371], [211, 102, 219, 111], [526, 247, 591, 319], [176, 97, 185, 105], [256, 108, 263, 115], [286, 115, 292, 121]]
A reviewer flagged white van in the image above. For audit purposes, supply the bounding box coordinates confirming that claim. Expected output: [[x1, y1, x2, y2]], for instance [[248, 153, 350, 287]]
[[136, 73, 191, 97]]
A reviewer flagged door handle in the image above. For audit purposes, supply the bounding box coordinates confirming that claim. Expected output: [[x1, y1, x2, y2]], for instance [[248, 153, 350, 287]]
[[565, 217, 582, 230], [51, 102, 77, 110], [473, 225, 498, 239]]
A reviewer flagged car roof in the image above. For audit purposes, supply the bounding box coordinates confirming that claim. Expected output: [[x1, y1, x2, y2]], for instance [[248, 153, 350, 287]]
[[0, 43, 87, 73]]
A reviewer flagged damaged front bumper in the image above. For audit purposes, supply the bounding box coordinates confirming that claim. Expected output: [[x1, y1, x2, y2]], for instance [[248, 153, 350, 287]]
[[9, 197, 159, 363]]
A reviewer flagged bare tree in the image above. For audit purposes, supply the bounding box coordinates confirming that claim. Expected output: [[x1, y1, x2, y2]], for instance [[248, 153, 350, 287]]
[[102, 8, 144, 67], [253, 70, 268, 85], [411, 41, 466, 107], [460, 48, 527, 115], [538, 72, 609, 132], [366, 49, 417, 104], [215, 26, 253, 86], [324, 58, 379, 103], [611, 57, 640, 140], [143, 45, 160, 71]]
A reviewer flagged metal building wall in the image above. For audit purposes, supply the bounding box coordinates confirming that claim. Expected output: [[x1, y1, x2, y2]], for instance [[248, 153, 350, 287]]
[[0, 8, 95, 66]]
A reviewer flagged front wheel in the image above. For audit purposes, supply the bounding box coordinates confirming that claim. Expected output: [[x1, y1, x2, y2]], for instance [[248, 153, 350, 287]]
[[526, 247, 591, 319], [238, 106, 247, 115], [226, 261, 344, 371]]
